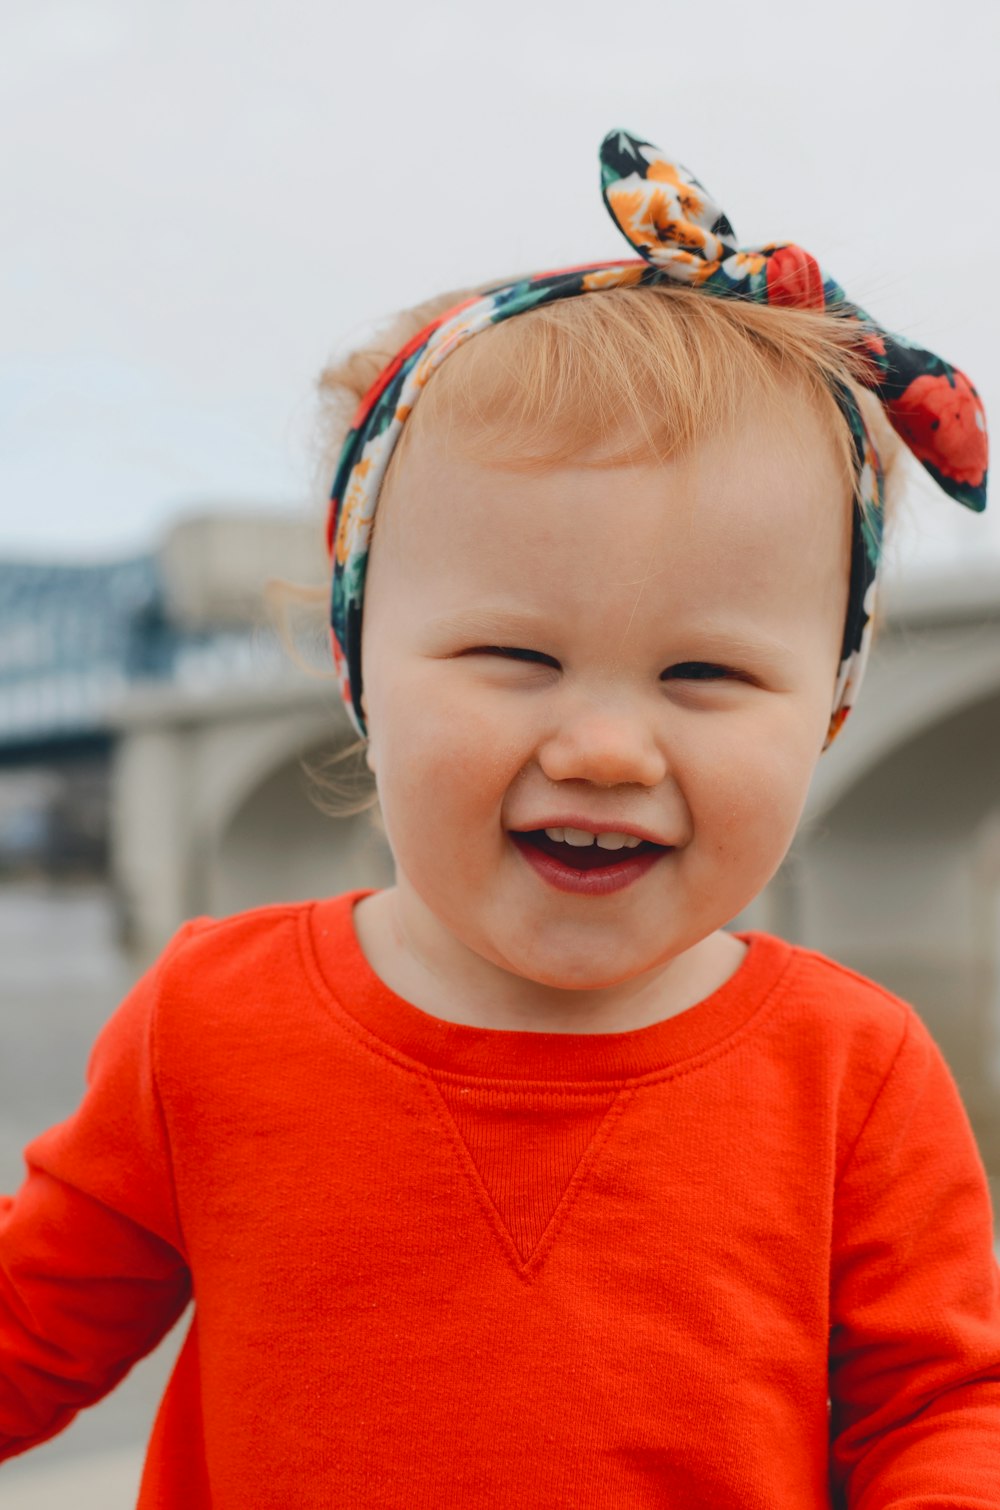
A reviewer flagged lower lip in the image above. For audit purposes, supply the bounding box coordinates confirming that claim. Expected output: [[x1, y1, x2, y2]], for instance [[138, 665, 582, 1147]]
[[510, 834, 669, 897]]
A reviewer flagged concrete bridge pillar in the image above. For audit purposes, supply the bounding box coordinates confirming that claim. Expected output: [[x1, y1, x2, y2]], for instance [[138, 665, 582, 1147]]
[[110, 722, 194, 960], [108, 678, 394, 969]]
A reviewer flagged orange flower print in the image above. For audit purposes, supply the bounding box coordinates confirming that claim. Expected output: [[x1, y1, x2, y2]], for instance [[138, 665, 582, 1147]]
[[730, 250, 766, 278], [644, 158, 685, 189], [581, 265, 645, 292], [334, 492, 360, 567], [606, 180, 713, 263], [606, 185, 645, 241], [673, 249, 722, 286], [645, 157, 704, 222], [335, 458, 371, 566], [654, 190, 709, 251], [825, 703, 851, 746], [888, 371, 988, 488]]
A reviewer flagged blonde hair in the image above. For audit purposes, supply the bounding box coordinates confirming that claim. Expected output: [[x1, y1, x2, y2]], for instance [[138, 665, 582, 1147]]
[[273, 278, 905, 813], [317, 279, 903, 511]]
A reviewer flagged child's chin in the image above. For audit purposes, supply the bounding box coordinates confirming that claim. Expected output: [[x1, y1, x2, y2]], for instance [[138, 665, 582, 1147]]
[[512, 949, 645, 994]]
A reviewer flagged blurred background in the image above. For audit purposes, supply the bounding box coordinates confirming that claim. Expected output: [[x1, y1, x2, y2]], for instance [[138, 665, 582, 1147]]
[[2, 0, 999, 1501]]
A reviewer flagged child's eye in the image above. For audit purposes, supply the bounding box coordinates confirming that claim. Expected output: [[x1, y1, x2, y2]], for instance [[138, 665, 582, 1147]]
[[469, 645, 561, 669], [661, 662, 743, 682]]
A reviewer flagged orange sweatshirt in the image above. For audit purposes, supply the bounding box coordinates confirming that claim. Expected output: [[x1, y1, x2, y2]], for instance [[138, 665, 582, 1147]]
[[1, 889, 999, 1507]]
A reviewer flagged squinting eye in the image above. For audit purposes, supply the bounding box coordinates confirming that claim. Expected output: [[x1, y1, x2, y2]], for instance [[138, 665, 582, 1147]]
[[661, 662, 741, 682], [470, 645, 561, 669]]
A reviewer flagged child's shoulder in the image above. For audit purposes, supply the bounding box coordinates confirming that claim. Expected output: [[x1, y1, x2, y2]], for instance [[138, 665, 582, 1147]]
[[144, 895, 341, 1037], [161, 896, 316, 973], [776, 934, 912, 1019], [80, 899, 344, 1105], [753, 928, 930, 1080]]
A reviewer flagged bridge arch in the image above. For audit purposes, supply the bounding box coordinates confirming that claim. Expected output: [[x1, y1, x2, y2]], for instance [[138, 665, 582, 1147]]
[[781, 680, 1000, 1168], [806, 614, 1000, 823], [212, 730, 393, 919]]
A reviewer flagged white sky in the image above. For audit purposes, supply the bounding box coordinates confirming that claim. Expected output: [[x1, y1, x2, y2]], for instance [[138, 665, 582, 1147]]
[[3, 0, 999, 576]]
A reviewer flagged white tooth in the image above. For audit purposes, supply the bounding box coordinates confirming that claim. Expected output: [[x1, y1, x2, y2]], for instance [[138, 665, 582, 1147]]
[[622, 834, 643, 848], [544, 827, 565, 842], [563, 827, 597, 847], [596, 832, 628, 851]]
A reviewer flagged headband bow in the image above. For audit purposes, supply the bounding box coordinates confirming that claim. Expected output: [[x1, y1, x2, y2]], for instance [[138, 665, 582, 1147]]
[[327, 129, 988, 748], [600, 131, 988, 511]]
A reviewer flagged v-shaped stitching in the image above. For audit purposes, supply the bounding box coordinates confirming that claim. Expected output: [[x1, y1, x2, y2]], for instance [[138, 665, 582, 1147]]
[[420, 1077, 636, 1281]]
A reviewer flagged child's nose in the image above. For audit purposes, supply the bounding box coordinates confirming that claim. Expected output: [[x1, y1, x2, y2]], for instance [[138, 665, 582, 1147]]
[[537, 700, 668, 789]]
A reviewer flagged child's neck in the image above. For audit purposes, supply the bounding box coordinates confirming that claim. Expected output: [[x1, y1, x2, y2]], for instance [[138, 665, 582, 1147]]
[[352, 887, 747, 1036]]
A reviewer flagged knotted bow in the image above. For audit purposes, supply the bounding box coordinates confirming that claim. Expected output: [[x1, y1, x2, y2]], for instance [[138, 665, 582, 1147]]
[[600, 130, 987, 512], [326, 130, 988, 748]]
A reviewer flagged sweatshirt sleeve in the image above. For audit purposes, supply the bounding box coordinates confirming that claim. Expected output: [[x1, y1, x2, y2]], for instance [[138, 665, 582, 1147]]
[[0, 920, 207, 1462], [829, 1003, 1000, 1508]]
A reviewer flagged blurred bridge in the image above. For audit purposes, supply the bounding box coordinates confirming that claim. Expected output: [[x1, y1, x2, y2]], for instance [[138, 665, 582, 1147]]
[[0, 511, 395, 948], [0, 547, 272, 762]]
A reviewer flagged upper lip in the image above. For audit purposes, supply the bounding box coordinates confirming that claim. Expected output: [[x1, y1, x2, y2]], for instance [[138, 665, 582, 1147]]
[[508, 817, 674, 847]]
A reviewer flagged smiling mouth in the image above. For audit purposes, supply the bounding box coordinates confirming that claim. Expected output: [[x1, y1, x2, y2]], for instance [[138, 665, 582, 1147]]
[[511, 830, 669, 871]]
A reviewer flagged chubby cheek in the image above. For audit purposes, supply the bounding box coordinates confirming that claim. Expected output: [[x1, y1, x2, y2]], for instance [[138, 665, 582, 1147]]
[[369, 673, 518, 883], [682, 720, 817, 894]]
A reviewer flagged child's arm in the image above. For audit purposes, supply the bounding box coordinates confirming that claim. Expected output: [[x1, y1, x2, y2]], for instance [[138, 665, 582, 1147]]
[[829, 1005, 1000, 1507], [0, 924, 202, 1462]]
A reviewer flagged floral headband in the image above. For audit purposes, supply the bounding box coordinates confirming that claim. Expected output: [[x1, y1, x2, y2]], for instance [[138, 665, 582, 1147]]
[[326, 129, 988, 747]]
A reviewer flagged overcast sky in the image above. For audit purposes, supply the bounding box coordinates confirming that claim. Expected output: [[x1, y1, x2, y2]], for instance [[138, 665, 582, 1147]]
[[4, 0, 999, 577]]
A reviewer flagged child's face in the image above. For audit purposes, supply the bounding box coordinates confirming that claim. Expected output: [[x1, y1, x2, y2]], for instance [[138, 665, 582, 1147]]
[[360, 385, 850, 992]]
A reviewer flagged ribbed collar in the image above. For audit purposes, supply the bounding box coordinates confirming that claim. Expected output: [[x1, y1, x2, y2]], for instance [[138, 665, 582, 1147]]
[[304, 890, 793, 1083]]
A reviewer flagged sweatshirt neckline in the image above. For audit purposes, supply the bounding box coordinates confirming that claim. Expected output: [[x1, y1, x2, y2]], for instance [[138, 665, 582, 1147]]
[[306, 889, 793, 1082]]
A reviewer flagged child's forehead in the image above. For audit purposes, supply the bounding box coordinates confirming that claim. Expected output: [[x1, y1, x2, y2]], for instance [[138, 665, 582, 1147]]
[[370, 394, 852, 643], [376, 282, 861, 518], [381, 381, 850, 562]]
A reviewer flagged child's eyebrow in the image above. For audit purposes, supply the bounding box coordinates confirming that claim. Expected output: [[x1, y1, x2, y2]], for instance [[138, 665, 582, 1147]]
[[424, 608, 793, 665], [424, 607, 554, 641], [668, 626, 794, 665]]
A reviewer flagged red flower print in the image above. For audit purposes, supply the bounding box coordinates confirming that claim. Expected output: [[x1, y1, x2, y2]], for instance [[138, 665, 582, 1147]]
[[825, 704, 851, 746], [888, 370, 988, 488], [852, 326, 888, 385], [765, 244, 824, 310]]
